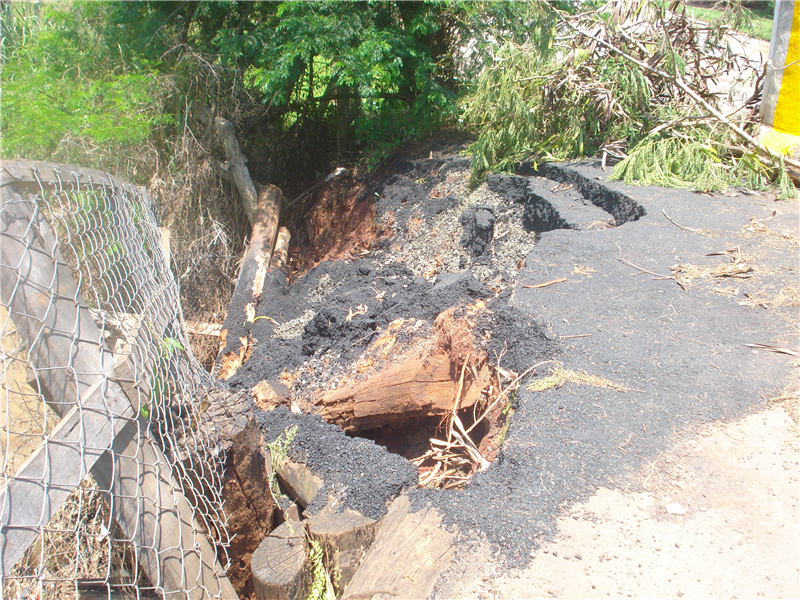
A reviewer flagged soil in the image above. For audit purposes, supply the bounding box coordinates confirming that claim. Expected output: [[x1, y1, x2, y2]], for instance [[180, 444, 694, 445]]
[[217, 137, 798, 597]]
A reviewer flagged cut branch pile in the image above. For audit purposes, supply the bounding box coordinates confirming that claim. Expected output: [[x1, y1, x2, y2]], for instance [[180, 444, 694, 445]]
[[466, 0, 797, 197], [412, 359, 551, 489]]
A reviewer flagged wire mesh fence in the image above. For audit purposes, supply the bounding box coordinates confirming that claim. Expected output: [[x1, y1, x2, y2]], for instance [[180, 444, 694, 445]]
[[1, 160, 238, 599]]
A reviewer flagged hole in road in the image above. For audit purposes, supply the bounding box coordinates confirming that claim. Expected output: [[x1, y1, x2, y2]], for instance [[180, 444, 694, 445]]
[[487, 165, 645, 233], [347, 399, 502, 490]]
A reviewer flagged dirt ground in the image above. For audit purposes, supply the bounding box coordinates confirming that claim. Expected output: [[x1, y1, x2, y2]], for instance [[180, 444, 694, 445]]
[[438, 401, 799, 599]]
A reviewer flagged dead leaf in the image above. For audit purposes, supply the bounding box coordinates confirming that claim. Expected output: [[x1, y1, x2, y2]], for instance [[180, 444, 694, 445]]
[[523, 277, 567, 289], [744, 343, 798, 357]]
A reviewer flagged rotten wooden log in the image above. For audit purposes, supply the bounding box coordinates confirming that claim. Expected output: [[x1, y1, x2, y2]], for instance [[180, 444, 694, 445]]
[[194, 104, 260, 224], [342, 495, 455, 600], [269, 226, 291, 269], [316, 354, 490, 432], [251, 523, 311, 600], [306, 511, 377, 595]]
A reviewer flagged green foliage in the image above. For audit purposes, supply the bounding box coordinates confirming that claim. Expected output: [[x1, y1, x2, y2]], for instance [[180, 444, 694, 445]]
[[101, 1, 545, 181], [464, 1, 795, 197], [265, 425, 299, 507], [266, 425, 298, 467], [305, 539, 335, 600], [610, 130, 796, 199], [465, 39, 647, 182], [0, 2, 173, 176]]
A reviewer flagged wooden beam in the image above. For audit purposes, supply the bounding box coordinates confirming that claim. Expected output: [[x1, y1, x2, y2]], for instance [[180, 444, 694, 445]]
[[2, 159, 137, 193], [342, 495, 455, 600], [93, 421, 240, 600], [246, 185, 283, 301], [269, 227, 291, 270], [194, 105, 259, 224], [0, 361, 138, 576], [0, 185, 117, 417]]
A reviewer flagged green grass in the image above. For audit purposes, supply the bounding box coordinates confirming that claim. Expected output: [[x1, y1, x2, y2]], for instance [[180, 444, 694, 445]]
[[685, 4, 773, 41]]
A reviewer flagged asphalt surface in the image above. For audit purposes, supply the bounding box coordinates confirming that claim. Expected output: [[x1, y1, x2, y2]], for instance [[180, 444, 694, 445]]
[[415, 160, 797, 572], [241, 154, 796, 577]]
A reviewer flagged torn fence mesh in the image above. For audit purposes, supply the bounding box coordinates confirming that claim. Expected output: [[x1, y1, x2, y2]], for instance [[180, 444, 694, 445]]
[[0, 161, 235, 599]]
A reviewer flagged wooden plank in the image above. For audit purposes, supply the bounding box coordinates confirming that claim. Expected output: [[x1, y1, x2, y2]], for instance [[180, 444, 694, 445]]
[[1, 181, 239, 597], [2, 159, 138, 193], [0, 186, 117, 417], [0, 362, 138, 576], [93, 421, 239, 600], [0, 304, 47, 476], [269, 227, 291, 269], [246, 184, 283, 301], [342, 495, 455, 600], [275, 460, 323, 509]]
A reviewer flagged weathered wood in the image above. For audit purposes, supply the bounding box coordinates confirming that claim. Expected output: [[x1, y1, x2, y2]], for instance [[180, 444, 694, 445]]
[[306, 510, 377, 595], [276, 459, 323, 509], [2, 158, 136, 193], [220, 418, 276, 597], [342, 495, 455, 600], [247, 185, 283, 301], [251, 524, 311, 600], [217, 183, 284, 379], [0, 361, 138, 576], [317, 354, 489, 432], [93, 420, 239, 600], [269, 227, 291, 269], [1, 179, 239, 597], [194, 105, 259, 224], [0, 187, 117, 417]]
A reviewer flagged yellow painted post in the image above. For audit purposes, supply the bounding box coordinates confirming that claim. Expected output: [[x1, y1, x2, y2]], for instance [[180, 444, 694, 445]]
[[761, 1, 800, 156]]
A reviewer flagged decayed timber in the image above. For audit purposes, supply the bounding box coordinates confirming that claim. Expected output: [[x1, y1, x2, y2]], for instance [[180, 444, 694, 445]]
[[317, 354, 489, 432], [194, 104, 259, 224], [306, 511, 377, 595], [269, 226, 291, 269], [252, 523, 311, 600], [342, 495, 455, 600], [217, 183, 284, 379]]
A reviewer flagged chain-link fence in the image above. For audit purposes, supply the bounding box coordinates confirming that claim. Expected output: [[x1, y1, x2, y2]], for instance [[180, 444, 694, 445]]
[[1, 160, 240, 599]]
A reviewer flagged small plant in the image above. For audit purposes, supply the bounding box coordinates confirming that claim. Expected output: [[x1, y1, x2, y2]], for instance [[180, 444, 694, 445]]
[[265, 425, 299, 507], [305, 539, 335, 600]]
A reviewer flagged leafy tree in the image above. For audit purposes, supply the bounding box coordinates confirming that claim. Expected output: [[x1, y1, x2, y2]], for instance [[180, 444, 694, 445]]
[[1, 2, 173, 178], [97, 1, 547, 180]]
